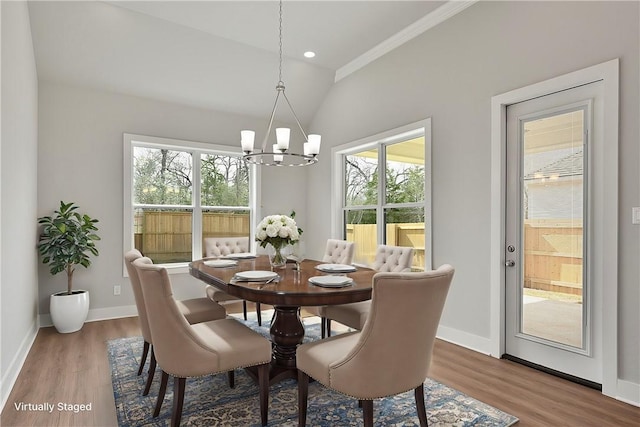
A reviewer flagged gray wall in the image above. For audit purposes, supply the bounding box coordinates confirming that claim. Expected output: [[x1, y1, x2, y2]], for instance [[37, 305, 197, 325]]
[[306, 1, 639, 385], [37, 82, 307, 314], [0, 0, 39, 407]]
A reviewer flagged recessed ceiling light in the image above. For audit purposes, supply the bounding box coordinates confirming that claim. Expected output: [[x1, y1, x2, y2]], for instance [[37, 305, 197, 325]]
[[303, 51, 316, 58]]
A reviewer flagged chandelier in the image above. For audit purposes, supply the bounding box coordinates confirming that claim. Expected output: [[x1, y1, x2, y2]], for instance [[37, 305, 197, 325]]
[[240, 0, 321, 166]]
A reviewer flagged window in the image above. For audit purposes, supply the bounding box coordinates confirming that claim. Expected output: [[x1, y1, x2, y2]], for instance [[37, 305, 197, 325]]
[[124, 134, 257, 272], [333, 119, 432, 270]]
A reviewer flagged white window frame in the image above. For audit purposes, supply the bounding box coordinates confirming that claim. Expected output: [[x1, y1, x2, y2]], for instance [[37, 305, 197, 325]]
[[331, 118, 432, 270], [123, 133, 259, 275]]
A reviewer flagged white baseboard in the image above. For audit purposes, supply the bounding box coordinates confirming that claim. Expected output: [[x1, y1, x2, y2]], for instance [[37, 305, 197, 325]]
[[436, 324, 494, 356], [1, 319, 39, 413], [39, 304, 138, 328], [616, 379, 640, 407]]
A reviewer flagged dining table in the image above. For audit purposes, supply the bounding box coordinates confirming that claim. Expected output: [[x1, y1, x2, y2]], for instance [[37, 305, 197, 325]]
[[189, 255, 376, 384]]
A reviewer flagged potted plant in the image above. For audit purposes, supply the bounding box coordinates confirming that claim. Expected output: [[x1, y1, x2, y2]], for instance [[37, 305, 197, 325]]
[[38, 201, 100, 333]]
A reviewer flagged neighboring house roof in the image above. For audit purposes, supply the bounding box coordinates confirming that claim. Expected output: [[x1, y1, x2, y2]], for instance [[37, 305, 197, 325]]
[[524, 148, 583, 180]]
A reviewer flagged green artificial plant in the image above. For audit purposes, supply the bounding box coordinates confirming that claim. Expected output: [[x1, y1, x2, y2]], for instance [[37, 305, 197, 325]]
[[37, 201, 100, 295]]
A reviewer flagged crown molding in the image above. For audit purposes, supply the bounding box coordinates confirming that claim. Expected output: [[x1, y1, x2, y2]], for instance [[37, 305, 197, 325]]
[[335, 0, 478, 82]]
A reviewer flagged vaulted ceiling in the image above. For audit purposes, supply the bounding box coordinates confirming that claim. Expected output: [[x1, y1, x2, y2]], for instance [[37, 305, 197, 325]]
[[27, 1, 470, 126]]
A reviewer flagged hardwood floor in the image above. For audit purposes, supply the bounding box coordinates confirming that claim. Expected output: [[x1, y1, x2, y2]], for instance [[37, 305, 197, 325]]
[[2, 304, 639, 426]]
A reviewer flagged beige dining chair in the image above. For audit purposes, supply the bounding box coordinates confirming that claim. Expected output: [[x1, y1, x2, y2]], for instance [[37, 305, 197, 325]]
[[124, 249, 227, 395], [323, 244, 414, 337], [203, 236, 265, 326], [306, 239, 355, 338], [297, 265, 454, 427], [322, 239, 356, 264], [133, 257, 272, 427]]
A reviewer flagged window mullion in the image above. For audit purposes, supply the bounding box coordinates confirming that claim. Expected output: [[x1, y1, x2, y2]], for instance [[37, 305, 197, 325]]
[[192, 150, 202, 260], [377, 143, 386, 245]]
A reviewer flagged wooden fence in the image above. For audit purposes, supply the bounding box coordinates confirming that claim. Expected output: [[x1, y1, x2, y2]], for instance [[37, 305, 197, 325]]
[[134, 211, 249, 263], [346, 223, 425, 270], [524, 219, 583, 295]]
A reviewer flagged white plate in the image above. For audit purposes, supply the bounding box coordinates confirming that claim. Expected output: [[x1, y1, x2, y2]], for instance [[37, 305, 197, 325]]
[[234, 270, 279, 281], [309, 276, 354, 288], [204, 259, 238, 268], [315, 263, 357, 273], [223, 253, 257, 259]]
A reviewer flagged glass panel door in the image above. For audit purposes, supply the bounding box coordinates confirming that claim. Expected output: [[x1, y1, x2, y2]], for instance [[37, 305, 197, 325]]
[[505, 80, 603, 384]]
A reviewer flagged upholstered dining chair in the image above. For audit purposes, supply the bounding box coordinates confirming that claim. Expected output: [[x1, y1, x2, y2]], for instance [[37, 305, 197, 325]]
[[124, 249, 227, 396], [322, 239, 355, 264], [322, 244, 414, 337], [306, 239, 356, 338], [297, 265, 454, 427], [133, 257, 272, 427], [203, 236, 265, 326]]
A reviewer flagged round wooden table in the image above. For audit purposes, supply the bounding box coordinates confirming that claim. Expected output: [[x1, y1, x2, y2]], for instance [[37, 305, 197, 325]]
[[189, 256, 375, 384]]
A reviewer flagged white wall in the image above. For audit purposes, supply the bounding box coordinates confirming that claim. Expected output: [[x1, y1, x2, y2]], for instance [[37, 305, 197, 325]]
[[37, 82, 307, 317], [307, 0, 639, 389], [0, 0, 39, 409]]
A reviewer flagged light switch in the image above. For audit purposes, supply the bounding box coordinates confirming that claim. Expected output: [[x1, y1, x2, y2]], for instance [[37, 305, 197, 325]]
[[633, 207, 640, 225]]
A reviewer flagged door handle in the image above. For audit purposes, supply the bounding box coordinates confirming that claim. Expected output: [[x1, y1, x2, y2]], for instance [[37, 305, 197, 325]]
[[505, 260, 516, 267]]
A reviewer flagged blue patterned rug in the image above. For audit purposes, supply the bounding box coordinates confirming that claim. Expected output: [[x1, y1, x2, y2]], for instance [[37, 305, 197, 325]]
[[108, 314, 518, 426]]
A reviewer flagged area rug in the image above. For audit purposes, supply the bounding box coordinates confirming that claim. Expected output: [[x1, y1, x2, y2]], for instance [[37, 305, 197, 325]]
[[108, 314, 518, 426]]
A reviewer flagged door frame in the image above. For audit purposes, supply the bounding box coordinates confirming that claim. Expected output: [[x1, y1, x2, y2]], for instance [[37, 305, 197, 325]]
[[490, 59, 619, 397]]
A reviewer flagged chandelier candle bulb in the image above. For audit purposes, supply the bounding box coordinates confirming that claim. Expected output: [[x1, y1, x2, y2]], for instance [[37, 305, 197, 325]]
[[308, 134, 321, 155], [275, 128, 290, 151], [241, 130, 255, 153], [273, 144, 284, 163]]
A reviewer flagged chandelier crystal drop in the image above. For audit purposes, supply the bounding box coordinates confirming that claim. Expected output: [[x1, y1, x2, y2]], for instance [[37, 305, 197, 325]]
[[240, 0, 321, 166]]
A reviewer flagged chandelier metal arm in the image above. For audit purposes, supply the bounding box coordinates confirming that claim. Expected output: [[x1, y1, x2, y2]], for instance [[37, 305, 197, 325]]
[[260, 88, 283, 152], [281, 90, 308, 142]]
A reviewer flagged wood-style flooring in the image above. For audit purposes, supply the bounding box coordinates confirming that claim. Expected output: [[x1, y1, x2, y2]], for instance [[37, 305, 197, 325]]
[[1, 303, 638, 426]]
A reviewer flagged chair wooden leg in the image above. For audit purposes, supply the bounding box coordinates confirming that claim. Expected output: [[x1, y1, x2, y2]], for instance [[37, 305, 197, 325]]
[[138, 341, 150, 375], [297, 370, 309, 427], [227, 370, 235, 388], [361, 400, 374, 427], [171, 377, 186, 427], [415, 383, 429, 427], [143, 347, 157, 396], [320, 317, 326, 339], [258, 363, 269, 426], [256, 302, 262, 326], [326, 319, 332, 337], [153, 370, 169, 417], [243, 300, 248, 320]]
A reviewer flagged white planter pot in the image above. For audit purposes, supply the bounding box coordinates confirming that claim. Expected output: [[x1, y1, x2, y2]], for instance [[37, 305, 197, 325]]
[[50, 290, 90, 333]]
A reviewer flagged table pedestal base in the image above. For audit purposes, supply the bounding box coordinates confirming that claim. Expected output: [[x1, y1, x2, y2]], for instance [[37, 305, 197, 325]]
[[246, 305, 305, 385]]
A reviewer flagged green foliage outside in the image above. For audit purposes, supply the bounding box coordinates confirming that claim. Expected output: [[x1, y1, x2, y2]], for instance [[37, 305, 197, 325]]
[[133, 147, 249, 207], [345, 155, 425, 225]]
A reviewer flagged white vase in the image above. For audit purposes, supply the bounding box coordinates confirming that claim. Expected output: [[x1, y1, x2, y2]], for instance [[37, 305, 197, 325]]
[[50, 290, 90, 333]]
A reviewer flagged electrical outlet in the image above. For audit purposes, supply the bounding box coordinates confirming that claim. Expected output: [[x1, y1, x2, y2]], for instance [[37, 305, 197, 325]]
[[114, 285, 121, 296], [633, 207, 640, 225]]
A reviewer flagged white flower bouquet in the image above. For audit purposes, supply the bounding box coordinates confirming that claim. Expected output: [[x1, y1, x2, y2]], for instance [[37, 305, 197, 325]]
[[255, 212, 302, 250]]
